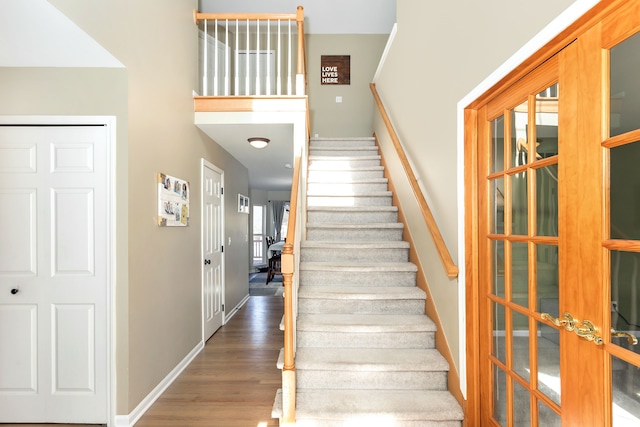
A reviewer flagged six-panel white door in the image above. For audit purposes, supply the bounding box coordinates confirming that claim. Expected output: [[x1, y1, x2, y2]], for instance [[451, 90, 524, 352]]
[[0, 126, 108, 423], [202, 160, 224, 342]]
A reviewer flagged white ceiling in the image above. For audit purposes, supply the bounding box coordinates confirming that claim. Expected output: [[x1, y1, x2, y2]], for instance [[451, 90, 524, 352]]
[[196, 122, 295, 191], [199, 0, 396, 34]]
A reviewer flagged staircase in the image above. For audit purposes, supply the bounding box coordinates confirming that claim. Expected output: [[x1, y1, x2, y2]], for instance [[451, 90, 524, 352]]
[[273, 137, 464, 426]]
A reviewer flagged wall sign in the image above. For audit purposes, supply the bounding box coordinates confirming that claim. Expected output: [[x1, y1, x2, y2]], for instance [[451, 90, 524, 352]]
[[321, 55, 350, 85], [158, 172, 190, 226]]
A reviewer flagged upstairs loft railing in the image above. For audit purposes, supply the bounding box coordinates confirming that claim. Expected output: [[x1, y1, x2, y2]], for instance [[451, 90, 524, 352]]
[[194, 7, 306, 97]]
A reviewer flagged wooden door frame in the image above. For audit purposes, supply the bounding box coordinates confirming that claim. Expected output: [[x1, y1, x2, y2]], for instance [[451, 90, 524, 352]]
[[462, 1, 623, 424]]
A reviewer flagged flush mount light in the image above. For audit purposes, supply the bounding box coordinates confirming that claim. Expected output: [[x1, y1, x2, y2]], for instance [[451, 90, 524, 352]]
[[248, 137, 270, 149]]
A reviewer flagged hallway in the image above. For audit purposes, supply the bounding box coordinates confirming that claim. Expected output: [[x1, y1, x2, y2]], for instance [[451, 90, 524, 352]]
[[135, 296, 282, 427]]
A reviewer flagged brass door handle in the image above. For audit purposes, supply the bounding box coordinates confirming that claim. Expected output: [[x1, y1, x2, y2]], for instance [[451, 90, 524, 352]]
[[541, 312, 603, 345], [611, 329, 638, 345]]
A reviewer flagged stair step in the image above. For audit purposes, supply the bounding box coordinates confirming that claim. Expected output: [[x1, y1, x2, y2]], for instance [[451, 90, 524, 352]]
[[295, 348, 448, 390], [300, 240, 409, 262], [297, 313, 436, 349], [307, 178, 389, 194], [306, 222, 404, 241], [309, 137, 376, 148], [308, 167, 385, 180], [298, 286, 426, 315], [308, 155, 382, 169], [307, 205, 398, 224], [300, 261, 417, 287], [307, 192, 393, 207], [309, 148, 379, 157], [273, 389, 463, 426]]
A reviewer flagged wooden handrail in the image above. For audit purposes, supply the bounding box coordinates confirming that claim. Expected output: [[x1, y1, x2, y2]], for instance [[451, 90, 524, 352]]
[[194, 11, 298, 23], [370, 83, 459, 278]]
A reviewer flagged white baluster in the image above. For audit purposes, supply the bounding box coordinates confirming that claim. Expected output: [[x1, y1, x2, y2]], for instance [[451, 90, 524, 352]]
[[245, 19, 250, 96], [234, 19, 239, 96], [203, 19, 208, 96], [287, 19, 292, 95], [266, 19, 271, 95], [213, 19, 218, 96], [225, 19, 229, 96], [277, 20, 282, 96], [256, 19, 260, 96]]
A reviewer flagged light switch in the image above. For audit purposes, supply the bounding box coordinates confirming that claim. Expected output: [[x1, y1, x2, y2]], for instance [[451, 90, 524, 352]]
[[336, 96, 342, 103]]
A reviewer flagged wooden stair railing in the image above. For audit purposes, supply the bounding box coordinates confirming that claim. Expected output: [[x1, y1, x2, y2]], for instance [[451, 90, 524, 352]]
[[370, 83, 459, 278], [194, 7, 306, 97], [281, 152, 302, 425]]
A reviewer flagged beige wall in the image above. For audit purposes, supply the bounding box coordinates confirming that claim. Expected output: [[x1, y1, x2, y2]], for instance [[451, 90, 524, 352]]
[[0, 0, 253, 415], [374, 0, 576, 380], [306, 34, 388, 137]]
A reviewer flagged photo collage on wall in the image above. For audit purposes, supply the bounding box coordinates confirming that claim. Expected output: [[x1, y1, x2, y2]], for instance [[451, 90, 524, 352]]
[[158, 172, 189, 226]]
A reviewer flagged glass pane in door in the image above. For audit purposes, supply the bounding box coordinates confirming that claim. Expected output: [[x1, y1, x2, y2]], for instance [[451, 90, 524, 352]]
[[609, 250, 640, 356], [610, 32, 640, 138], [612, 355, 640, 426], [610, 141, 640, 240]]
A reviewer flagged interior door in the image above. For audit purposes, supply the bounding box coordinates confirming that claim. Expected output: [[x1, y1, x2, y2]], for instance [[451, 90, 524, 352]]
[[474, 3, 640, 425], [202, 160, 224, 341], [0, 125, 108, 423]]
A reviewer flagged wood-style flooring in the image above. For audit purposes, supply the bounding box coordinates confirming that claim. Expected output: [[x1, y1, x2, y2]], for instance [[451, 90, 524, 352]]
[[2, 295, 282, 427], [136, 295, 282, 427]]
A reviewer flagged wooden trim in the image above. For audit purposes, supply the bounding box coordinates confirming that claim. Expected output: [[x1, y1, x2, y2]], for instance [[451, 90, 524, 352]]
[[281, 154, 301, 424], [464, 0, 618, 110], [378, 145, 464, 409], [194, 96, 307, 113], [370, 83, 459, 278], [464, 107, 480, 427], [195, 11, 297, 23]]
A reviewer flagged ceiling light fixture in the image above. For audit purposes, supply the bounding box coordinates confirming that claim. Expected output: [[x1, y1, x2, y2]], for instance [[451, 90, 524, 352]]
[[248, 137, 270, 149]]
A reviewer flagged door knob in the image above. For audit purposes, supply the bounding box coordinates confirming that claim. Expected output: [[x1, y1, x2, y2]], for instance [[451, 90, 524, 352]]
[[10, 288, 19, 295], [541, 312, 603, 345], [611, 329, 638, 345]]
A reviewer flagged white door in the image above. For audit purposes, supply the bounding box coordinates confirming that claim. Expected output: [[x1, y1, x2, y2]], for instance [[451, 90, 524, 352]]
[[202, 160, 224, 341], [0, 125, 108, 423]]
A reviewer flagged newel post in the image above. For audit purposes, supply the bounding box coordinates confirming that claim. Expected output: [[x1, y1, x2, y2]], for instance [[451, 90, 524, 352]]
[[281, 242, 296, 424]]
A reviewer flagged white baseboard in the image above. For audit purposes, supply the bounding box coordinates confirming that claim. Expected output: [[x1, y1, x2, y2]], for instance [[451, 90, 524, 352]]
[[224, 294, 250, 324], [113, 341, 205, 427]]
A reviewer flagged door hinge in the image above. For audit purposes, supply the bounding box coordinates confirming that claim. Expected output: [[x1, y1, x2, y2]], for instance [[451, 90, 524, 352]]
[[221, 245, 224, 253], [221, 187, 224, 195], [222, 304, 225, 312]]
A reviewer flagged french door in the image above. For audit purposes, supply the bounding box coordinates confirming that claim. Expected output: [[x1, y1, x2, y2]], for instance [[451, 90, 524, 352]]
[[470, 2, 640, 425]]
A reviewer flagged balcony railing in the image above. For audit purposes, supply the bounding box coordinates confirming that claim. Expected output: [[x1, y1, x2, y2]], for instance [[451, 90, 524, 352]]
[[194, 7, 306, 97]]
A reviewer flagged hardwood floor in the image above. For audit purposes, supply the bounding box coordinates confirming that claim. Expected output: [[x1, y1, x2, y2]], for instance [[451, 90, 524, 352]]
[[136, 295, 283, 427], [1, 296, 283, 427]]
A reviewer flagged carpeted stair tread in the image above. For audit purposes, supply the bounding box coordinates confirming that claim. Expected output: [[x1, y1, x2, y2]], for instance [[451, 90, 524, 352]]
[[298, 286, 426, 300], [306, 205, 397, 212], [300, 261, 417, 272], [294, 389, 463, 421], [297, 313, 437, 333], [294, 348, 450, 372], [307, 189, 392, 197], [306, 222, 404, 229], [301, 240, 409, 249]]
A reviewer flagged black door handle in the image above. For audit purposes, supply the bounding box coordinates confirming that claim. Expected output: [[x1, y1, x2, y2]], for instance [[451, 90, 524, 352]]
[[204, 259, 211, 265], [10, 288, 19, 295]]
